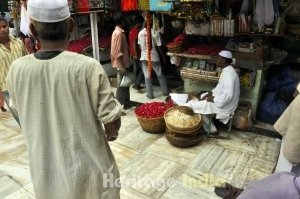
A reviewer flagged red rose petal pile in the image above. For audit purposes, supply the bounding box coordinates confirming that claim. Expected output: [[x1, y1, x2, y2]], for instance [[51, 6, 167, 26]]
[[135, 101, 174, 119], [166, 34, 187, 53]]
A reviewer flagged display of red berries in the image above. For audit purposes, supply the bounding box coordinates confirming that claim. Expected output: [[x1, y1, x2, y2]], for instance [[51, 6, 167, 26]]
[[135, 101, 175, 119]]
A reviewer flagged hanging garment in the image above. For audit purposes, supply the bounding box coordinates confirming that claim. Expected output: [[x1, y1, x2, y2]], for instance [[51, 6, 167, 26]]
[[255, 0, 275, 30], [20, 5, 30, 36], [240, 0, 249, 14], [121, 0, 138, 11]]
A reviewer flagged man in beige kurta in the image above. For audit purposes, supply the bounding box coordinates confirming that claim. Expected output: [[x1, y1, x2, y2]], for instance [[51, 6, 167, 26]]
[[274, 83, 300, 174], [6, 0, 123, 198]]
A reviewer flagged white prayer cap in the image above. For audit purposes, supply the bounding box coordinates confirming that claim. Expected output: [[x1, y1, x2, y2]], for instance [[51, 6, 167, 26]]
[[219, 50, 233, 59], [27, 0, 70, 23]]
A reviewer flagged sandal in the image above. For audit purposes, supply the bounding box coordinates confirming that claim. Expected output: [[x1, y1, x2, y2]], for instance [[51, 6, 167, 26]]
[[214, 183, 244, 199]]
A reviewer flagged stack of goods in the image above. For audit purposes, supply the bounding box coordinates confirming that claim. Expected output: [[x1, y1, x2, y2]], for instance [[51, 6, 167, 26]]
[[184, 43, 224, 55], [135, 100, 174, 133], [167, 34, 187, 53], [164, 106, 203, 147], [211, 17, 235, 37]]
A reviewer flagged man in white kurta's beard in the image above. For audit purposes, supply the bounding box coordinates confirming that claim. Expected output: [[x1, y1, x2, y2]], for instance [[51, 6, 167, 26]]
[[185, 50, 240, 134]]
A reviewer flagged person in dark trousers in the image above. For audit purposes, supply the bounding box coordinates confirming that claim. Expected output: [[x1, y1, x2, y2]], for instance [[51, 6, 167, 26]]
[[129, 14, 144, 93], [111, 13, 132, 112]]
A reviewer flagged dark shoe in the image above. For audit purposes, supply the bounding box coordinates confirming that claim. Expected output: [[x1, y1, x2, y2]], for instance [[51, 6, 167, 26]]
[[132, 85, 143, 93], [214, 183, 243, 199], [123, 104, 134, 110], [163, 91, 170, 96], [147, 95, 154, 99], [1, 107, 7, 112]]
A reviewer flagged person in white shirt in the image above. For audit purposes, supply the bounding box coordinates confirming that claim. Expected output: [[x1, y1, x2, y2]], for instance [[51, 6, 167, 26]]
[[185, 50, 240, 134], [138, 20, 168, 99]]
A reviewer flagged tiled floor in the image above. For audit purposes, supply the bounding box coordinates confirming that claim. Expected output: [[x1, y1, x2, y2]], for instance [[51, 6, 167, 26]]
[[0, 86, 281, 198]]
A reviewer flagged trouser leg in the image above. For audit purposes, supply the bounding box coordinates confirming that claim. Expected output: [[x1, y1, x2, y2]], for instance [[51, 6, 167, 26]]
[[142, 61, 154, 98], [152, 62, 169, 95], [136, 60, 144, 86], [201, 114, 217, 133], [116, 72, 130, 106], [3, 91, 20, 126]]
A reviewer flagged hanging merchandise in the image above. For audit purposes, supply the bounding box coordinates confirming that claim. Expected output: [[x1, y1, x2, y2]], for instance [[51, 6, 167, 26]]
[[89, 0, 104, 10], [139, 0, 150, 11], [77, 0, 90, 12], [121, 0, 138, 11], [150, 0, 173, 11], [146, 13, 153, 78], [254, 0, 274, 30]]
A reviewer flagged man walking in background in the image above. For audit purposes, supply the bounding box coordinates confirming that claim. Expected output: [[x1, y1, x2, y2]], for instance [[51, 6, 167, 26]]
[[111, 12, 133, 111], [138, 18, 169, 99], [129, 14, 144, 93]]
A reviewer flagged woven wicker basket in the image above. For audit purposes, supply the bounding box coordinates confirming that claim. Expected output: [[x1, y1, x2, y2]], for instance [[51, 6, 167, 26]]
[[164, 106, 202, 131], [166, 122, 201, 136], [165, 130, 203, 148], [166, 124, 202, 137], [136, 115, 166, 134]]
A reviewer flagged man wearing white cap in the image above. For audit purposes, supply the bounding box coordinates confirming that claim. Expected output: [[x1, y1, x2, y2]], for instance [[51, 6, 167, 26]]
[[185, 50, 240, 134], [6, 0, 122, 198]]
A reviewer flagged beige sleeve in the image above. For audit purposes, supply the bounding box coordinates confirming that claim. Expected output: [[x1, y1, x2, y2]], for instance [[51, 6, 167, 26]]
[[89, 63, 122, 125], [281, 97, 300, 165]]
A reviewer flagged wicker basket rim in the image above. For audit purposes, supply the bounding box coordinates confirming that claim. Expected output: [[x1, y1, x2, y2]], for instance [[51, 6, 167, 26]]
[[164, 106, 202, 131], [136, 114, 164, 120], [166, 122, 201, 133], [165, 130, 204, 146]]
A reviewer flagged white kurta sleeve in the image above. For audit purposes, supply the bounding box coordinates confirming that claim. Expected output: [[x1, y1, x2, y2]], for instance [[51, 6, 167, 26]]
[[213, 72, 235, 108]]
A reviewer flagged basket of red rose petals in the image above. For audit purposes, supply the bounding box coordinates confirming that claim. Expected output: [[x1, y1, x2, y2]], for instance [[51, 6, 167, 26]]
[[135, 100, 174, 134]]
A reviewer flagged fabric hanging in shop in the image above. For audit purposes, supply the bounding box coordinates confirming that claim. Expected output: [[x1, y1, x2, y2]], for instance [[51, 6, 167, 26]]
[[110, 0, 121, 11], [77, 0, 90, 12], [121, 0, 138, 11], [139, 0, 150, 11], [150, 0, 173, 11]]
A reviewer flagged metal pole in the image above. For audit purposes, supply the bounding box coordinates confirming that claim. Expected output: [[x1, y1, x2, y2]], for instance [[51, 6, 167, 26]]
[[90, 12, 100, 61]]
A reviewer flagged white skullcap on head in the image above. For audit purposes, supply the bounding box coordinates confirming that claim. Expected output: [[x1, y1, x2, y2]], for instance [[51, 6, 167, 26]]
[[27, 0, 70, 23], [219, 50, 233, 59]]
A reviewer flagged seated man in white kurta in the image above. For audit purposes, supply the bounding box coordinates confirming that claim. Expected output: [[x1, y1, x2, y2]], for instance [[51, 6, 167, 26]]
[[185, 50, 240, 134]]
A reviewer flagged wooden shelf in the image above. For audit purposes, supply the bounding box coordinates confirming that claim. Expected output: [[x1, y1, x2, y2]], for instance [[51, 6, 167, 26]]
[[234, 33, 284, 37], [167, 52, 217, 60]]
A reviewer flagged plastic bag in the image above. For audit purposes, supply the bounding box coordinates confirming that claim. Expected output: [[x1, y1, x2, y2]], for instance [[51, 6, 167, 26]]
[[119, 75, 133, 87]]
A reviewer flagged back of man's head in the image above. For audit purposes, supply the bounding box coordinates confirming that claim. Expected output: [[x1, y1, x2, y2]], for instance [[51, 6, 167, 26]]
[[113, 12, 124, 26], [133, 15, 144, 26], [27, 0, 71, 41]]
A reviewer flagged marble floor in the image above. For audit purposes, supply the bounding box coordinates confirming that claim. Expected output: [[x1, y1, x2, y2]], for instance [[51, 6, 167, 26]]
[[0, 85, 281, 199]]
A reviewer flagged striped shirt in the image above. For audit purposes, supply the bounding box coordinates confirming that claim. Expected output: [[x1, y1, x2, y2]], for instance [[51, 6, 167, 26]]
[[0, 35, 27, 90], [110, 26, 130, 69]]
